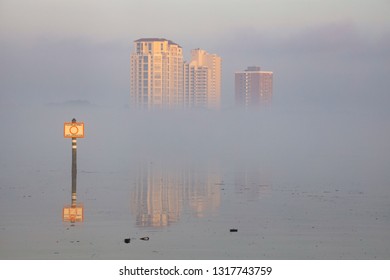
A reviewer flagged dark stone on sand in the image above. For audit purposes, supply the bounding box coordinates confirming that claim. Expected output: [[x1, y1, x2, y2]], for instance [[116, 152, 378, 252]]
[[124, 238, 131, 244], [230, 229, 238, 232]]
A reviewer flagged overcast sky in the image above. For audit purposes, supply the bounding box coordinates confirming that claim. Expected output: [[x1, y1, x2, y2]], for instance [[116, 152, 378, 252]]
[[1, 0, 389, 111]]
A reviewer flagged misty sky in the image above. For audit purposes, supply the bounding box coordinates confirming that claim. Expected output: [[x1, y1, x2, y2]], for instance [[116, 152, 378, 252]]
[[1, 0, 389, 111]]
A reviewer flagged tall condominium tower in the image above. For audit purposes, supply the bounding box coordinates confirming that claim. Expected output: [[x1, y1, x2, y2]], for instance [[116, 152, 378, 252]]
[[130, 38, 184, 109], [130, 38, 221, 109], [186, 49, 222, 109], [235, 66, 273, 108]]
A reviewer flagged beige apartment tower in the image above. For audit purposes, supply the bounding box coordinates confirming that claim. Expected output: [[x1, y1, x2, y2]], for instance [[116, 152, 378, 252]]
[[235, 66, 273, 108], [186, 49, 222, 109], [130, 38, 184, 109], [130, 38, 221, 109]]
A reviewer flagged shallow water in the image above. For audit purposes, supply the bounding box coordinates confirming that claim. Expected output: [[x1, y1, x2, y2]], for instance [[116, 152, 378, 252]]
[[0, 105, 389, 259]]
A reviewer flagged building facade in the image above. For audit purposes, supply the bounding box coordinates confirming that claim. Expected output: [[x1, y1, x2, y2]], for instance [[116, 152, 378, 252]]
[[130, 38, 221, 110], [235, 66, 273, 108], [187, 49, 222, 109], [130, 38, 184, 109]]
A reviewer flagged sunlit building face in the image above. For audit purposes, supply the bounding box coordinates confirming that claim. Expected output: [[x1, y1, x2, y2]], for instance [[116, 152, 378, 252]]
[[130, 38, 184, 109], [186, 49, 222, 109], [130, 38, 221, 110]]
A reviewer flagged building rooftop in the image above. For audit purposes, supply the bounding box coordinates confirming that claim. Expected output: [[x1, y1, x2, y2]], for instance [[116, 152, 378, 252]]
[[134, 38, 181, 48], [234, 66, 273, 74], [246, 66, 261, 71], [235, 70, 273, 74]]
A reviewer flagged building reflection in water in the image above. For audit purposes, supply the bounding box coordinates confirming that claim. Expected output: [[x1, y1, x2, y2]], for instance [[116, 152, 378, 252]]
[[130, 161, 221, 228], [233, 166, 271, 200]]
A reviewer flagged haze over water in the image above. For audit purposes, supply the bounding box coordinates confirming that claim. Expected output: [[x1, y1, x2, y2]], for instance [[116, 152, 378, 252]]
[[0, 103, 389, 259], [1, 0, 390, 259]]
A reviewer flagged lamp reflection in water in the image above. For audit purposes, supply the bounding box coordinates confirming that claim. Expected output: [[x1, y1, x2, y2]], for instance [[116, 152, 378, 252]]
[[62, 203, 84, 223], [130, 161, 221, 228]]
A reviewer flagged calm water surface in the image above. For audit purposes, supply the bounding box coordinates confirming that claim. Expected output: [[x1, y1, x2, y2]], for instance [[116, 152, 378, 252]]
[[0, 105, 389, 259]]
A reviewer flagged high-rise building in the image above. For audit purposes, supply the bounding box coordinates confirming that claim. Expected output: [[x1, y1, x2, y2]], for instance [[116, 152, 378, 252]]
[[130, 38, 184, 109], [130, 38, 221, 109], [187, 49, 222, 109], [235, 66, 273, 108]]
